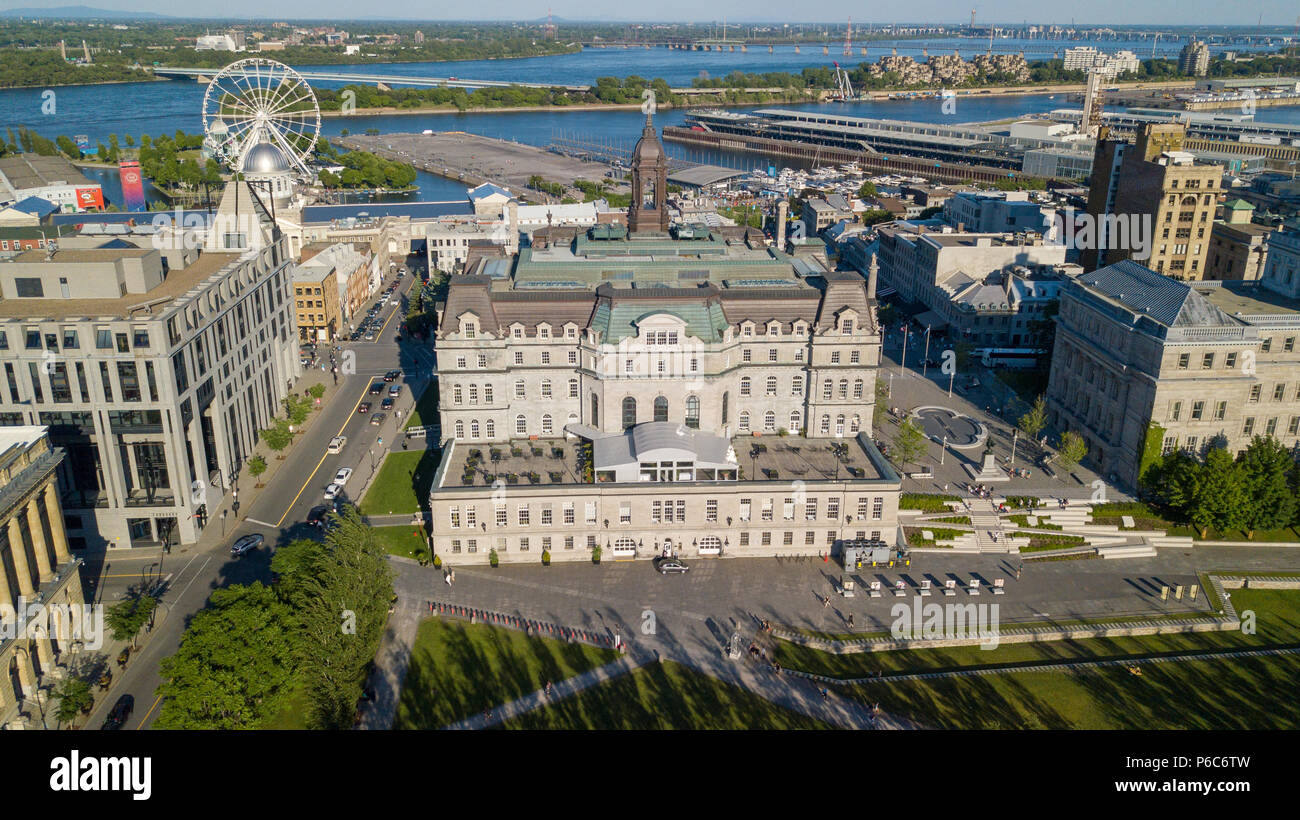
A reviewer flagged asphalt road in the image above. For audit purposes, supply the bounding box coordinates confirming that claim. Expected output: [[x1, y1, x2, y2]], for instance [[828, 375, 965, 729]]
[[84, 258, 429, 731]]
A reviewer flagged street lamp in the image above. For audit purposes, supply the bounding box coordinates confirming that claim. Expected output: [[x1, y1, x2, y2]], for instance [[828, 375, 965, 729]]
[[940, 434, 947, 465], [220, 509, 227, 537], [921, 325, 932, 378]]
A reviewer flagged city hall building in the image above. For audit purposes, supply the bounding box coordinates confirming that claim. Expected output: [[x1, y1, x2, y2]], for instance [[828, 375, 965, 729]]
[[428, 114, 901, 564]]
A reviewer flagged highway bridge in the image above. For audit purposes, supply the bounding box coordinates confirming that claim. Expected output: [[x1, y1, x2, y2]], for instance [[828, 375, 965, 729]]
[[152, 66, 594, 92]]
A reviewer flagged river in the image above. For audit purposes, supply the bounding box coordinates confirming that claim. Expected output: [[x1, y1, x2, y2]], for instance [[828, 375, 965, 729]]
[[2, 40, 1297, 204]]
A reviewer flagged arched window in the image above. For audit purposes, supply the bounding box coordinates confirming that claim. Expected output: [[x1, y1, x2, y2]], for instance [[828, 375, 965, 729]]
[[792, 375, 803, 395], [853, 379, 864, 400], [740, 376, 752, 396], [541, 379, 552, 398], [838, 379, 848, 399], [764, 410, 776, 431], [455, 420, 464, 438], [819, 415, 830, 435], [568, 378, 579, 398], [654, 396, 668, 423], [542, 414, 553, 435], [822, 381, 833, 401], [470, 419, 480, 439], [721, 391, 729, 424], [590, 394, 599, 427], [484, 385, 493, 403], [622, 397, 637, 429], [514, 379, 525, 399], [835, 414, 845, 435], [515, 414, 527, 435], [485, 419, 495, 438], [685, 395, 700, 429], [765, 375, 777, 395], [738, 411, 751, 432], [790, 410, 801, 432], [850, 414, 861, 433]]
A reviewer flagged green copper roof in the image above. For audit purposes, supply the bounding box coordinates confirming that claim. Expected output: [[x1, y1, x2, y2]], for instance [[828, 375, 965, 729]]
[[592, 301, 730, 344]]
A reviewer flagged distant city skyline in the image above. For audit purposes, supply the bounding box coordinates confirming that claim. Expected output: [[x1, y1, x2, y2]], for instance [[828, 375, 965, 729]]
[[1, 1, 1298, 27]]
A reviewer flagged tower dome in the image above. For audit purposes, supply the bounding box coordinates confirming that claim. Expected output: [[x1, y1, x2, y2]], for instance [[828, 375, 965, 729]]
[[241, 140, 292, 175]]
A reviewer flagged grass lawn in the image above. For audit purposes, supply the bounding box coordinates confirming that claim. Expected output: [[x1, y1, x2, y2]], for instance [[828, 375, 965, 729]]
[[501, 660, 833, 730], [899, 493, 960, 512], [1167, 524, 1300, 542], [1007, 514, 1062, 530], [405, 383, 439, 430], [394, 619, 618, 729], [370, 525, 427, 560], [904, 525, 965, 546], [929, 515, 972, 525], [773, 589, 1300, 683], [1017, 534, 1088, 552], [359, 449, 441, 515], [852, 652, 1300, 729]]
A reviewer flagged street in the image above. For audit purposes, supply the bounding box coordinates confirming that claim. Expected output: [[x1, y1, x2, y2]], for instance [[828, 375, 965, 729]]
[[82, 257, 431, 730]]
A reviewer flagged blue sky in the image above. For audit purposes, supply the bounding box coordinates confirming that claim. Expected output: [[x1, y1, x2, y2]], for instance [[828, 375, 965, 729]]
[[2, 0, 1296, 25]]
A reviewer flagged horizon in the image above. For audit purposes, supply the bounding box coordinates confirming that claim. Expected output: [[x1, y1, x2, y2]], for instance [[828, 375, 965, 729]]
[[1, 1, 1298, 27]]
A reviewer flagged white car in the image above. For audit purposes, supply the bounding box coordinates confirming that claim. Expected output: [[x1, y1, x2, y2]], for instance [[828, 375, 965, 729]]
[[324, 483, 343, 501], [328, 436, 347, 454], [334, 467, 354, 486]]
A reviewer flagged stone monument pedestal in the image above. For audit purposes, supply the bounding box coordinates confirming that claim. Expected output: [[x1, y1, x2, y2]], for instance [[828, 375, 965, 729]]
[[963, 450, 1010, 483]]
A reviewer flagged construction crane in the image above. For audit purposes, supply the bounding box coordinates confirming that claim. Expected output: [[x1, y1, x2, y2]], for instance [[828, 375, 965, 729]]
[[843, 17, 852, 56], [832, 62, 857, 102]]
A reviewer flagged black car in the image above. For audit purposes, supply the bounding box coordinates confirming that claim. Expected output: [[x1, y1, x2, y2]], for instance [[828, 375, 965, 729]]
[[383, 369, 401, 382], [102, 694, 134, 730], [307, 504, 333, 527], [369, 382, 384, 395], [381, 397, 395, 410], [653, 556, 690, 575]]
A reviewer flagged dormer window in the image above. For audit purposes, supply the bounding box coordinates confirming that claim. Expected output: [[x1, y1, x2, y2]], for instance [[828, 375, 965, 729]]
[[512, 326, 523, 339], [464, 322, 477, 339], [841, 319, 854, 335], [539, 324, 551, 340]]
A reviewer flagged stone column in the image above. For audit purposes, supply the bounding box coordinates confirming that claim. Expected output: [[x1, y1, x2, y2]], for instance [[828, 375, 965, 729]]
[[0, 541, 11, 610], [6, 517, 34, 598], [42, 484, 70, 566], [25, 501, 53, 584], [14, 647, 36, 696], [32, 631, 54, 670]]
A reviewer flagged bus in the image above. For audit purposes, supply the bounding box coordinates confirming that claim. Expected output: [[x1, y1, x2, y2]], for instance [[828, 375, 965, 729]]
[[976, 348, 1046, 369]]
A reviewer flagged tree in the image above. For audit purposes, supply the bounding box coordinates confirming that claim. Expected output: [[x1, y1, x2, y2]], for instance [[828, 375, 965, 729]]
[[1056, 431, 1087, 473], [1236, 436, 1295, 539], [873, 379, 890, 431], [261, 419, 292, 459], [155, 583, 297, 729], [1018, 395, 1047, 443], [53, 676, 93, 728], [294, 509, 394, 729], [105, 592, 158, 647], [284, 395, 311, 427], [857, 180, 877, 199], [1194, 446, 1249, 538], [248, 455, 268, 487], [893, 417, 928, 468], [307, 383, 326, 400]]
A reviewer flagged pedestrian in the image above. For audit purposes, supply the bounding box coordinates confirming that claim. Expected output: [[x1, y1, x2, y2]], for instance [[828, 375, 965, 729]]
[[444, 571, 451, 586], [1016, 565, 1022, 581], [823, 596, 830, 609]]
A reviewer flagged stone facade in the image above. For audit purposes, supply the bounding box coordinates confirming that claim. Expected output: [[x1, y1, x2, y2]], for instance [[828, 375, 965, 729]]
[[1047, 260, 1300, 487]]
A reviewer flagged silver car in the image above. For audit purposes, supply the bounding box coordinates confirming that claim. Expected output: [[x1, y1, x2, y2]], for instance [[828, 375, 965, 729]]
[[230, 533, 264, 557]]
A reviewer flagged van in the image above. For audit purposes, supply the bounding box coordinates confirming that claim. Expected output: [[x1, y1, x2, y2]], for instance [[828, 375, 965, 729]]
[[327, 435, 347, 454]]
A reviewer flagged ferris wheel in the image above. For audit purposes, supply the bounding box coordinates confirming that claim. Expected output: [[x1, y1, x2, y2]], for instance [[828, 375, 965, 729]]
[[201, 58, 320, 175]]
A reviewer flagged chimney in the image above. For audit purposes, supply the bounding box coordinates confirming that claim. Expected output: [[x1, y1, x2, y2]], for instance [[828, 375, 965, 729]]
[[867, 252, 879, 300], [777, 200, 788, 249]]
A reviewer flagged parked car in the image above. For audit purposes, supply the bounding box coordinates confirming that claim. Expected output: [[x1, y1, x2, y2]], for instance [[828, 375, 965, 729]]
[[324, 483, 343, 501], [364, 331, 375, 341], [369, 412, 387, 426], [102, 694, 134, 730], [333, 467, 354, 486], [653, 556, 690, 575], [230, 533, 264, 557], [328, 435, 347, 454]]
